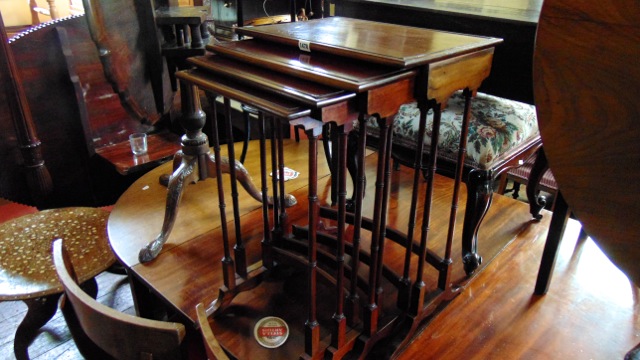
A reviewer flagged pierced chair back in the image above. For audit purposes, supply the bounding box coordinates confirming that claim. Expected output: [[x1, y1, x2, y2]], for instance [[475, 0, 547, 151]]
[[52, 239, 187, 360], [195, 303, 229, 360]]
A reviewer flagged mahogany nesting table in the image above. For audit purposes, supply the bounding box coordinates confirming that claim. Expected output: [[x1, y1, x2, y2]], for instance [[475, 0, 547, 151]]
[[109, 17, 507, 359], [0, 207, 115, 360]]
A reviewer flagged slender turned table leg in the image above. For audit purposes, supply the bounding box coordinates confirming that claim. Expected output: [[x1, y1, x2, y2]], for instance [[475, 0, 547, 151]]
[[347, 113, 368, 327], [448, 89, 474, 284], [398, 97, 429, 311], [223, 98, 247, 278], [259, 114, 273, 269], [270, 117, 282, 241], [410, 101, 442, 317], [209, 97, 236, 292], [304, 127, 321, 358], [364, 114, 391, 337], [274, 121, 291, 237], [374, 121, 394, 309], [330, 124, 349, 352]]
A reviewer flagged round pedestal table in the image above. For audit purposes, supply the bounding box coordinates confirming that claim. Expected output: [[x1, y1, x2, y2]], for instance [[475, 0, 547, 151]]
[[0, 207, 115, 360]]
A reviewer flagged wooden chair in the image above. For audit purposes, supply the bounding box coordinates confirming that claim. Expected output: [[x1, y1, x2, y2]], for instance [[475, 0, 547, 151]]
[[195, 303, 229, 360], [365, 90, 542, 274], [498, 149, 558, 218], [52, 238, 188, 359]]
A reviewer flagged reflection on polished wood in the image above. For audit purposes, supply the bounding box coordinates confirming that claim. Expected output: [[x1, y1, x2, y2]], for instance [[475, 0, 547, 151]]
[[398, 219, 640, 359], [109, 139, 542, 359], [533, 0, 640, 287], [3, 193, 639, 358]]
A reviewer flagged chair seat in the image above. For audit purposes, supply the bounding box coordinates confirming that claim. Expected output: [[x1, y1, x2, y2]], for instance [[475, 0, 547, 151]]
[[366, 91, 539, 170], [507, 152, 558, 191]]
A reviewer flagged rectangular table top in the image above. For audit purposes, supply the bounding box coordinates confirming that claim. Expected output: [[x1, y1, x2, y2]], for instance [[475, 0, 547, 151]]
[[235, 16, 502, 68]]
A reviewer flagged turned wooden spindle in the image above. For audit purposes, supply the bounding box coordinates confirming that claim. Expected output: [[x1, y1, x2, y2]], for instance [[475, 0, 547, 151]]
[[0, 12, 53, 207]]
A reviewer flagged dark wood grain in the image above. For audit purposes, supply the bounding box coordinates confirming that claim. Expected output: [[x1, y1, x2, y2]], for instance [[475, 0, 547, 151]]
[[109, 139, 536, 359], [235, 17, 502, 68], [336, 1, 539, 104], [533, 0, 640, 285], [0, 12, 52, 207]]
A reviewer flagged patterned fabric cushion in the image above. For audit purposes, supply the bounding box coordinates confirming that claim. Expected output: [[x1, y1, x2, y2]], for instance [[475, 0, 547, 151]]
[[366, 91, 539, 170]]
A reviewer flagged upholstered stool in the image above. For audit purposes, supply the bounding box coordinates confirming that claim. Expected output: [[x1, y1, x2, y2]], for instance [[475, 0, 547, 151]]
[[365, 91, 542, 275], [0, 207, 115, 360]]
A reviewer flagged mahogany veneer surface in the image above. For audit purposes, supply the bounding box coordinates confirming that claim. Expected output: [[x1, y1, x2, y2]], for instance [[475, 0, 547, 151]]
[[109, 140, 538, 358]]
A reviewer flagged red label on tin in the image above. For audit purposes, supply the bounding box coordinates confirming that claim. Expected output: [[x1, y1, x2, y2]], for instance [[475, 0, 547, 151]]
[[258, 326, 286, 337]]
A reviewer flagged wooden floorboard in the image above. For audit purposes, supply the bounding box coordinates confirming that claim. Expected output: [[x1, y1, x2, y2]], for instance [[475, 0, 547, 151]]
[[1, 185, 638, 359]]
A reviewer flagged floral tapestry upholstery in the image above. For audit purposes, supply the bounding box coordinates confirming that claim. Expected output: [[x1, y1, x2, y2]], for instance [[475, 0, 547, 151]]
[[366, 91, 539, 170]]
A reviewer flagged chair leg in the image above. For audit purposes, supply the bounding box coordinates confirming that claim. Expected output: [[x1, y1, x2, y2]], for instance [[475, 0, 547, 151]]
[[526, 148, 549, 220], [534, 191, 570, 295], [461, 169, 493, 276]]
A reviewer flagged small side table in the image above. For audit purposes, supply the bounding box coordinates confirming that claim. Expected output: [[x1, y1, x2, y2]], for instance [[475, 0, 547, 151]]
[[0, 207, 116, 360]]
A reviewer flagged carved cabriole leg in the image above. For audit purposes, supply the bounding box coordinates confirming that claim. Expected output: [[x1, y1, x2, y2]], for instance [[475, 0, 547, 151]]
[[139, 157, 198, 263], [303, 126, 321, 359], [346, 113, 368, 327], [527, 148, 549, 220], [139, 82, 208, 263], [14, 295, 60, 360], [461, 169, 491, 275], [15, 279, 98, 360]]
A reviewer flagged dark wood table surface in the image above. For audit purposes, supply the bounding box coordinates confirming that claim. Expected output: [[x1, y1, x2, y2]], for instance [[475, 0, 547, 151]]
[[110, 17, 505, 359]]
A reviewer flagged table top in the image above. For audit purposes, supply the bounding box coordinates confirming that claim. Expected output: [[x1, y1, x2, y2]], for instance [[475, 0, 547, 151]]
[[0, 207, 115, 300], [236, 17, 503, 68], [208, 39, 417, 93], [108, 140, 333, 270], [533, 0, 640, 284], [339, 0, 543, 25], [188, 54, 356, 108]]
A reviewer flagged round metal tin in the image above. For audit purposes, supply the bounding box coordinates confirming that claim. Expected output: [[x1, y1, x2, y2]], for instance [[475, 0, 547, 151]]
[[254, 316, 289, 348]]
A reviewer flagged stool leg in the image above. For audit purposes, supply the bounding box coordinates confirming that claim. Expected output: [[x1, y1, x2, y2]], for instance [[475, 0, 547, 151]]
[[14, 294, 61, 360], [527, 149, 549, 220], [461, 169, 492, 275]]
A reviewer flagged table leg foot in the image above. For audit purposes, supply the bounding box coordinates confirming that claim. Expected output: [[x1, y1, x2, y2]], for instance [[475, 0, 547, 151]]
[[14, 294, 61, 360], [139, 157, 198, 263]]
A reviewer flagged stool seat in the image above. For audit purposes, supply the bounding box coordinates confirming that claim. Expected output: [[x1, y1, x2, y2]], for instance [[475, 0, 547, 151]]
[[363, 91, 542, 275], [0, 207, 115, 360], [366, 91, 539, 170], [0, 207, 115, 300]]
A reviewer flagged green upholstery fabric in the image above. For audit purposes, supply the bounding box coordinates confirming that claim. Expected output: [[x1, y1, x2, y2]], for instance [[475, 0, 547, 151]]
[[366, 91, 539, 170]]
